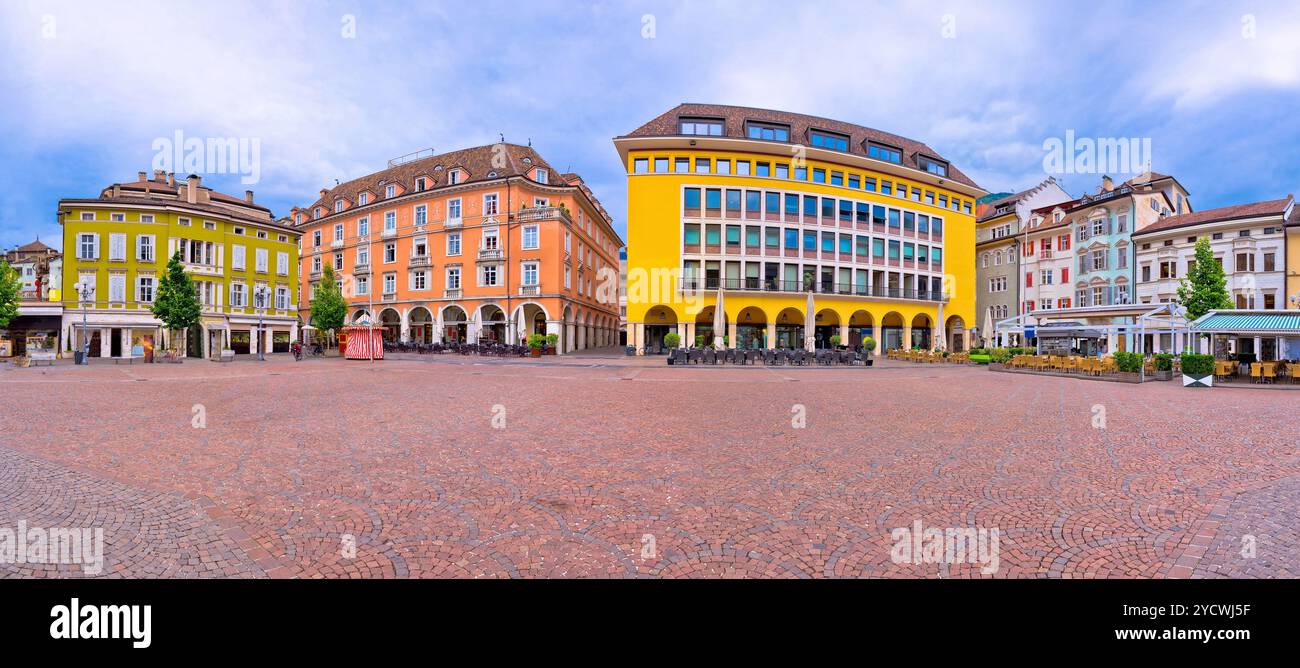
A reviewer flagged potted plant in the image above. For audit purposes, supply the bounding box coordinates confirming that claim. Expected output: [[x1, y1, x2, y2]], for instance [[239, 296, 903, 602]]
[[1153, 353, 1174, 381], [695, 334, 705, 349], [663, 332, 681, 363], [829, 334, 841, 349], [1180, 353, 1214, 387], [526, 333, 546, 357], [1113, 351, 1143, 382], [861, 336, 876, 366]]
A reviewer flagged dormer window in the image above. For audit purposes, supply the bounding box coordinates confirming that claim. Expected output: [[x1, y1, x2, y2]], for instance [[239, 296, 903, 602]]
[[415, 177, 427, 191], [809, 129, 849, 152], [314, 207, 322, 218], [448, 169, 461, 185], [867, 142, 902, 164], [680, 117, 724, 136], [358, 192, 368, 205], [385, 184, 396, 198], [522, 157, 532, 164], [334, 200, 344, 213], [535, 168, 548, 184], [745, 121, 790, 142], [918, 156, 948, 177]]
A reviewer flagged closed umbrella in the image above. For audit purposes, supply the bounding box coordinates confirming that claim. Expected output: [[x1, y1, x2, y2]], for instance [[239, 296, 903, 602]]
[[983, 308, 994, 348], [935, 301, 946, 351], [804, 291, 816, 352], [712, 286, 726, 348]]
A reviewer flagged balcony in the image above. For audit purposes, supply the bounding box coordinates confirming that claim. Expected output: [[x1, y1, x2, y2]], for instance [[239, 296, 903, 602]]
[[677, 278, 948, 303], [477, 247, 504, 262], [331, 238, 345, 249], [443, 288, 462, 299], [518, 285, 541, 297], [381, 227, 397, 239], [513, 206, 572, 225], [381, 292, 397, 303], [444, 217, 463, 229], [353, 263, 371, 275], [408, 255, 433, 269], [309, 269, 323, 280]]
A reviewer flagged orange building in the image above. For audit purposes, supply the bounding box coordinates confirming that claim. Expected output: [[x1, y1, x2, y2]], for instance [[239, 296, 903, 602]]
[[291, 144, 623, 352]]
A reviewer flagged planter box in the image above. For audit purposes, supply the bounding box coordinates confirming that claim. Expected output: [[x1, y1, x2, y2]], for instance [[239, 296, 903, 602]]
[[1182, 374, 1213, 388]]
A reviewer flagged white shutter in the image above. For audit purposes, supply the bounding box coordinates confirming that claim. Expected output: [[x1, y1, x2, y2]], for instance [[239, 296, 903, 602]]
[[256, 248, 268, 272], [233, 245, 245, 270], [110, 234, 126, 260], [277, 252, 288, 275], [109, 274, 126, 302], [92, 234, 101, 259]]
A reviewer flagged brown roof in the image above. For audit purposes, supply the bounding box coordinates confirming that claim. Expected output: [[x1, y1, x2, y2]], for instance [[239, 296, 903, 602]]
[[296, 143, 612, 227], [59, 195, 293, 230], [1287, 203, 1300, 227], [15, 239, 56, 253], [975, 182, 1054, 222], [620, 103, 981, 190], [1132, 197, 1293, 237]]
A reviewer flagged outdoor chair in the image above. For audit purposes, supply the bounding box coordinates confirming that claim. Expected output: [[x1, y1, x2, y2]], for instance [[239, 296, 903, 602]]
[[1263, 363, 1278, 384], [703, 348, 716, 365], [1250, 363, 1263, 384]]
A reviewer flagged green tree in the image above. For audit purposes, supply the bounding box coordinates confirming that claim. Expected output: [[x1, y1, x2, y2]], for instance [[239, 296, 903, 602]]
[[1175, 237, 1232, 320], [151, 251, 202, 349], [0, 258, 20, 329], [310, 265, 347, 334]]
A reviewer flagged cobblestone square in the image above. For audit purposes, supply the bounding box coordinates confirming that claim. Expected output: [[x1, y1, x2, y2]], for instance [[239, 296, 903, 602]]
[[1, 355, 1295, 578]]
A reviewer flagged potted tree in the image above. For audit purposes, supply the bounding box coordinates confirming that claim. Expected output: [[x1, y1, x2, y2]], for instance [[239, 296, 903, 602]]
[[1180, 353, 1214, 387], [526, 333, 546, 357], [829, 334, 841, 350], [664, 332, 681, 363], [695, 334, 705, 349], [151, 251, 201, 363], [861, 336, 876, 366], [544, 333, 559, 355]]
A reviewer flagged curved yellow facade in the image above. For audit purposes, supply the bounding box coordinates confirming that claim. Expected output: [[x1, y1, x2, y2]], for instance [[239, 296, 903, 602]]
[[617, 134, 982, 354]]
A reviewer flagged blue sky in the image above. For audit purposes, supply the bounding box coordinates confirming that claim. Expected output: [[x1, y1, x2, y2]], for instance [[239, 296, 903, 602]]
[[3, 0, 1299, 251]]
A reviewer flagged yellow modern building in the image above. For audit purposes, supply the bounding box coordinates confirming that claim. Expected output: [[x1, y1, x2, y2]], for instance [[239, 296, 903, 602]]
[[615, 104, 986, 355], [58, 171, 301, 360]]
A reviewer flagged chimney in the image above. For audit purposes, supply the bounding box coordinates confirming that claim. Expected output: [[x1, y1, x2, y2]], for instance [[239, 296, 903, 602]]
[[138, 171, 147, 182], [319, 188, 328, 201], [111, 184, 121, 197], [186, 174, 200, 204], [167, 172, 175, 186], [153, 169, 166, 182], [1101, 175, 1114, 192], [245, 190, 254, 204]]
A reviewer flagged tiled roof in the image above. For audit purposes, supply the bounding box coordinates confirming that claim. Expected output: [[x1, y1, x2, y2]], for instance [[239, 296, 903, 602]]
[[1132, 197, 1293, 237], [15, 239, 56, 253], [296, 143, 612, 226], [59, 195, 293, 230], [1287, 204, 1300, 227], [620, 103, 981, 190]]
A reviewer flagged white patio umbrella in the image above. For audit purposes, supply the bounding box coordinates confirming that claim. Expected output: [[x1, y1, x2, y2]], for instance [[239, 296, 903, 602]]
[[804, 291, 817, 352], [712, 286, 726, 348], [935, 301, 946, 351], [983, 308, 995, 348]]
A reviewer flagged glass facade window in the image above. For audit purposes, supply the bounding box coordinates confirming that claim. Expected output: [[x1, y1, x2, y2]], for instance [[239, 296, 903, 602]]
[[684, 188, 701, 209], [634, 158, 648, 173], [812, 168, 826, 183], [746, 122, 790, 141], [680, 118, 723, 135], [684, 225, 701, 244], [868, 143, 902, 163], [775, 163, 789, 179], [810, 131, 849, 151], [755, 162, 770, 177], [784, 229, 798, 248]]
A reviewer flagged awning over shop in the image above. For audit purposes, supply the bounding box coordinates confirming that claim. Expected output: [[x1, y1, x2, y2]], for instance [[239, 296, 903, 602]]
[[1194, 311, 1300, 335]]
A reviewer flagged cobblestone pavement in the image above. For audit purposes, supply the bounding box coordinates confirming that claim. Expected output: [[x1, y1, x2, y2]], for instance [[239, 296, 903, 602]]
[[1, 355, 1296, 578]]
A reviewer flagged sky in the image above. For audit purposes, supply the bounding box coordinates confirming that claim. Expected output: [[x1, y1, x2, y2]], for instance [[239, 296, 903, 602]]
[[3, 0, 1300, 252]]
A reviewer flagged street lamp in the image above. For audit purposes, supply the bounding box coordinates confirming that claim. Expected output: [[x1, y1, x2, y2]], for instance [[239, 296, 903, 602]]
[[253, 285, 270, 361], [73, 281, 93, 364]]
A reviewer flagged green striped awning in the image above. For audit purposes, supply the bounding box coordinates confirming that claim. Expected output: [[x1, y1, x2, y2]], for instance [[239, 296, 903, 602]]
[[1196, 313, 1300, 333]]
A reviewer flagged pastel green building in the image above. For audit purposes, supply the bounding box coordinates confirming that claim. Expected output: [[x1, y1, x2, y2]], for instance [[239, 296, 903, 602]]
[[58, 171, 301, 360]]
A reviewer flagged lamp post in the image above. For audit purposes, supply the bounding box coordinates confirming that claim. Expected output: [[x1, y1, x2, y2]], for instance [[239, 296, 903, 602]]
[[253, 285, 269, 361], [73, 281, 93, 364]]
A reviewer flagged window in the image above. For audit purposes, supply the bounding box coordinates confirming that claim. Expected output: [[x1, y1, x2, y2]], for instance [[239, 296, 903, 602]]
[[446, 267, 461, 290], [384, 211, 397, 232], [333, 253, 343, 271], [447, 233, 461, 256], [735, 161, 750, 176], [411, 270, 427, 291], [358, 192, 369, 205], [522, 262, 539, 286], [140, 214, 154, 223], [867, 142, 902, 163], [356, 275, 369, 295], [232, 245, 246, 270], [1160, 260, 1176, 279], [108, 234, 126, 261], [412, 237, 428, 257], [674, 158, 689, 174], [481, 264, 499, 286], [384, 242, 396, 263], [275, 286, 289, 310], [1236, 253, 1255, 272], [522, 224, 539, 249], [335, 200, 344, 213], [809, 130, 849, 151], [385, 184, 396, 198], [334, 223, 344, 242], [654, 157, 668, 173], [80, 211, 94, 221], [414, 204, 427, 226], [634, 158, 648, 173], [383, 273, 396, 294], [356, 217, 369, 237], [745, 121, 790, 141], [563, 266, 571, 289], [312, 256, 322, 273], [256, 248, 269, 273], [137, 235, 155, 262], [313, 230, 322, 247], [137, 276, 155, 303], [230, 283, 246, 308], [1264, 252, 1276, 272], [1091, 249, 1106, 271], [756, 161, 771, 177], [483, 193, 499, 216], [918, 156, 948, 176], [680, 118, 723, 136], [357, 246, 369, 266]]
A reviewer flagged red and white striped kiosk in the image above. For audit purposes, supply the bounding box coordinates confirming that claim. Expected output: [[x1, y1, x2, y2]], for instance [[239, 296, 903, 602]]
[[342, 323, 384, 360]]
